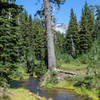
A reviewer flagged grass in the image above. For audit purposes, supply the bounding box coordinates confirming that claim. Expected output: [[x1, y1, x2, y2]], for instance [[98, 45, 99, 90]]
[[9, 88, 46, 100], [10, 75, 29, 81], [0, 88, 46, 100], [57, 58, 87, 72], [45, 80, 74, 89], [60, 62, 87, 71], [56, 53, 88, 72]]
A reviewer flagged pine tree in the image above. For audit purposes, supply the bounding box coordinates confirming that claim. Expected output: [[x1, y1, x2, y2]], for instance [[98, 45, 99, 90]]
[[0, 1, 22, 85], [87, 6, 95, 45], [18, 11, 47, 76], [95, 6, 100, 42], [43, 0, 56, 70], [18, 11, 33, 73], [33, 21, 47, 76], [86, 6, 100, 75], [79, 2, 94, 53], [79, 9, 89, 53], [55, 31, 66, 53], [66, 8, 79, 58]]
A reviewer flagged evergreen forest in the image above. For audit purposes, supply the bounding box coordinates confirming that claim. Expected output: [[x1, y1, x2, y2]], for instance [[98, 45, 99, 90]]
[[0, 0, 100, 100]]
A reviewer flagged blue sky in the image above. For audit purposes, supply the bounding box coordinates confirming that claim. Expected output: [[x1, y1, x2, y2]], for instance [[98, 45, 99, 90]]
[[16, 0, 100, 24]]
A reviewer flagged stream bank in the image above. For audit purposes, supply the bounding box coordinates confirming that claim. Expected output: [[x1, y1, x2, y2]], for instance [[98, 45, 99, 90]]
[[9, 88, 46, 100], [10, 76, 96, 100], [44, 79, 99, 100], [41, 70, 100, 100]]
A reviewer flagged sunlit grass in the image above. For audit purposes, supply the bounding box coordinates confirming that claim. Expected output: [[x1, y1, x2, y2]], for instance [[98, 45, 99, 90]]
[[60, 63, 87, 71], [57, 54, 88, 71]]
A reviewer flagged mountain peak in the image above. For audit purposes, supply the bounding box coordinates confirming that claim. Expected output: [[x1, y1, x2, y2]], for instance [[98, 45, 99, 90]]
[[52, 23, 68, 34]]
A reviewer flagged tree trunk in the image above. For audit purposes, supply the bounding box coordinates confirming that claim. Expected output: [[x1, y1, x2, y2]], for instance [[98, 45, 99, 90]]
[[71, 35, 76, 58], [43, 0, 56, 70]]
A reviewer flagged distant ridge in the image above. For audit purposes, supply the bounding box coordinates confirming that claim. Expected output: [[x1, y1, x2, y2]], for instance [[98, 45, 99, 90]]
[[52, 23, 68, 34]]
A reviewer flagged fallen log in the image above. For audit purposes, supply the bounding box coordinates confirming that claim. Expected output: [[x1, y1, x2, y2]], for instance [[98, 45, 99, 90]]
[[55, 68, 78, 76]]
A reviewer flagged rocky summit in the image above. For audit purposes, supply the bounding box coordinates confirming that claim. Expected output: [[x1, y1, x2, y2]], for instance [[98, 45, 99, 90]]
[[52, 24, 68, 34]]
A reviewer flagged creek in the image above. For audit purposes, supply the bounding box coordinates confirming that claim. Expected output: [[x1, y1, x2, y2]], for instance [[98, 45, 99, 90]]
[[10, 76, 89, 100]]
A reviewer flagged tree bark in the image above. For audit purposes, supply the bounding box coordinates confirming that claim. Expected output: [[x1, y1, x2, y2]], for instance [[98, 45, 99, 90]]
[[43, 0, 56, 70], [71, 35, 76, 58]]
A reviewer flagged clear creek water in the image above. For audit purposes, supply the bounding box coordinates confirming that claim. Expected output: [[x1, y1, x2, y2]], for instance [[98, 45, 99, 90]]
[[10, 76, 91, 100]]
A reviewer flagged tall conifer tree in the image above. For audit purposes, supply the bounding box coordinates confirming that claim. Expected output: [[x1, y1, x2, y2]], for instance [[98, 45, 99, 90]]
[[66, 8, 79, 58], [95, 6, 100, 41], [79, 2, 94, 53], [0, 1, 22, 85]]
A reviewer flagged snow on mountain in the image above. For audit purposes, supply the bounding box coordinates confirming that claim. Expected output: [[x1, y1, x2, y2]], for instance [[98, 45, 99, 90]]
[[52, 24, 68, 34]]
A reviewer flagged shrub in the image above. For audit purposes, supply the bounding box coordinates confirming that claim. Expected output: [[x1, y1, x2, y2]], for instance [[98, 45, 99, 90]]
[[0, 77, 9, 88], [78, 54, 90, 64], [74, 75, 94, 89], [56, 53, 74, 68], [33, 61, 47, 77], [0, 88, 11, 100]]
